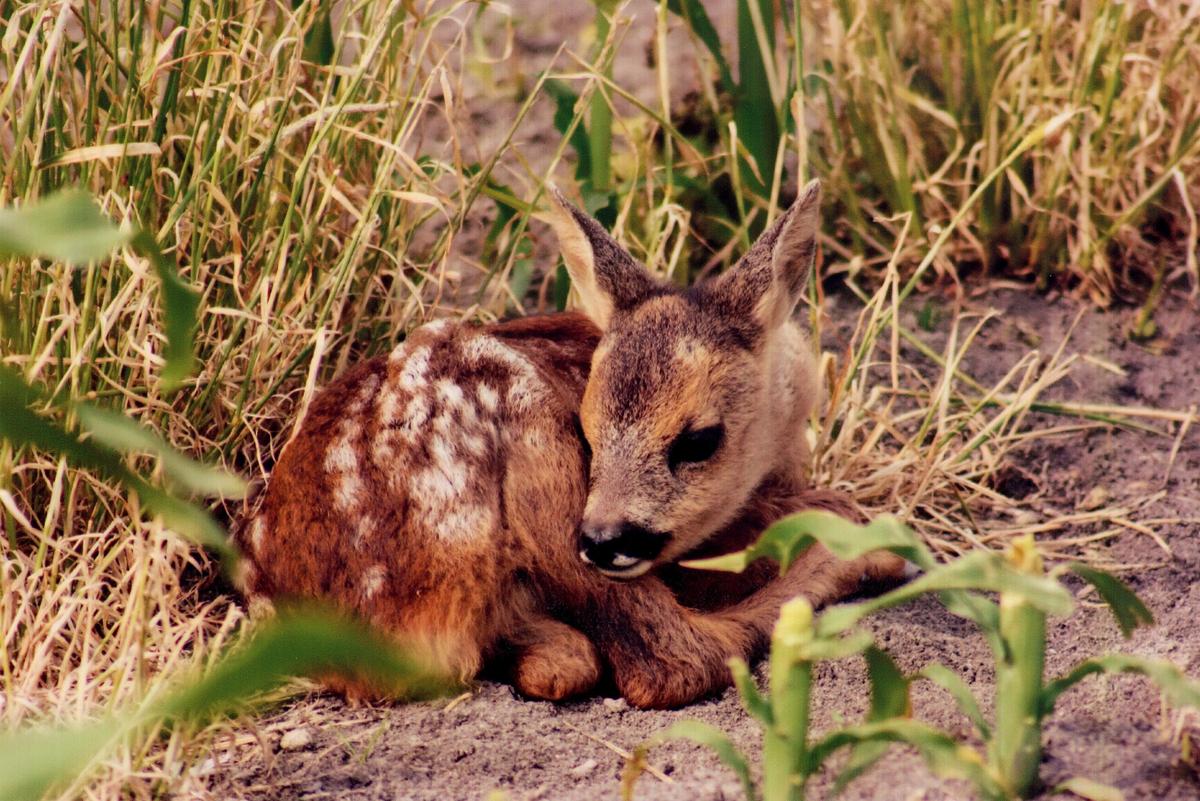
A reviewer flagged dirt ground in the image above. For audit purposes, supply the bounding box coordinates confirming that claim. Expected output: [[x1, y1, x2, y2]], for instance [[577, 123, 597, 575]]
[[197, 288, 1200, 801], [196, 3, 1199, 799]]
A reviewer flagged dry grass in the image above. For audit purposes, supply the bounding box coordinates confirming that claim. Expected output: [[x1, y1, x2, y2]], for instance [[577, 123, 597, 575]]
[[0, 1, 1196, 798], [804, 0, 1200, 303]]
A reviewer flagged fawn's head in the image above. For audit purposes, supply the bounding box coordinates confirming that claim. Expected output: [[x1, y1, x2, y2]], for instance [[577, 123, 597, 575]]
[[547, 181, 824, 578]]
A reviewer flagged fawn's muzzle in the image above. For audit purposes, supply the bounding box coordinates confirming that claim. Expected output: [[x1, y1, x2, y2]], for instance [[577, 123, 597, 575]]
[[578, 521, 667, 578]]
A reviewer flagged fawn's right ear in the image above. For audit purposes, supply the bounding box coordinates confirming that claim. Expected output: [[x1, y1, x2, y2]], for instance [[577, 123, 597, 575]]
[[544, 186, 660, 330]]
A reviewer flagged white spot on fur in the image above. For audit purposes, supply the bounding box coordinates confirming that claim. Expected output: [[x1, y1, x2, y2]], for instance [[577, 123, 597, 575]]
[[422, 318, 454, 335], [353, 515, 375, 549], [463, 433, 488, 456], [362, 564, 387, 599], [435, 378, 468, 412], [324, 436, 359, 473], [233, 558, 257, 593], [398, 346, 431, 391], [438, 503, 495, 543], [460, 336, 543, 414], [325, 374, 378, 513], [248, 595, 276, 620], [477, 384, 499, 413]]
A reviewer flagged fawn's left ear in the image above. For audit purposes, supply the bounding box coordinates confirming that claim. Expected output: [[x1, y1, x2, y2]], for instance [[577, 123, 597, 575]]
[[711, 179, 822, 333], [544, 186, 661, 330]]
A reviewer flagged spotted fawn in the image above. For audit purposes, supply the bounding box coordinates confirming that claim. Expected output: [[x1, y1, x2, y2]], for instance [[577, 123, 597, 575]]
[[233, 180, 904, 708]]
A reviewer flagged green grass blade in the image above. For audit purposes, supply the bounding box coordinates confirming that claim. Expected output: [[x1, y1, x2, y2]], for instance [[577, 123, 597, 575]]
[[729, 657, 773, 725], [130, 229, 199, 392], [0, 366, 232, 561], [75, 403, 246, 499], [810, 719, 1005, 801], [665, 0, 735, 94], [916, 663, 991, 739], [834, 647, 911, 791], [818, 550, 1074, 637], [1067, 563, 1154, 638], [1042, 654, 1200, 718], [681, 511, 936, 574]]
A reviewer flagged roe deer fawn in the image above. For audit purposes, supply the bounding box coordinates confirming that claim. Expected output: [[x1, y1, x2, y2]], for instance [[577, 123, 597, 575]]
[[233, 180, 904, 708]]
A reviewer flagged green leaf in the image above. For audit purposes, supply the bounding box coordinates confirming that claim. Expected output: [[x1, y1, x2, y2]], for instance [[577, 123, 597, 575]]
[[729, 657, 772, 724], [1068, 563, 1154, 638], [1054, 777, 1125, 801], [810, 720, 1006, 801], [0, 367, 233, 562], [0, 190, 128, 263], [666, 0, 735, 94], [75, 403, 246, 499], [301, 0, 335, 65], [796, 629, 875, 662], [0, 611, 449, 801], [130, 229, 199, 392], [154, 611, 450, 721], [0, 192, 199, 390], [916, 663, 991, 739], [545, 79, 592, 183], [0, 718, 122, 801], [682, 511, 936, 575], [734, 0, 780, 198], [1042, 653, 1200, 718], [817, 550, 1074, 637], [647, 720, 756, 801], [835, 647, 911, 791]]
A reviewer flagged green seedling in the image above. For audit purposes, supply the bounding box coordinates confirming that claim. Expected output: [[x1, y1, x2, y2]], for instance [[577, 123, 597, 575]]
[[624, 594, 999, 801], [686, 512, 1200, 800]]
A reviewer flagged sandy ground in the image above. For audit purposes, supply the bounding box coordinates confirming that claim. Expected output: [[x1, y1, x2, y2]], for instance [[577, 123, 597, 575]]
[[199, 289, 1200, 801]]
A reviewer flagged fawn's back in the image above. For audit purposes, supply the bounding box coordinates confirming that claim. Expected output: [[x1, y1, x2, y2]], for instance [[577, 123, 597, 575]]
[[237, 313, 601, 679]]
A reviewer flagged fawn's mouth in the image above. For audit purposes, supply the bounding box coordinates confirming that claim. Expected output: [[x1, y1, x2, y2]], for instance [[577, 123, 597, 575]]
[[580, 552, 656, 580], [577, 524, 668, 579]]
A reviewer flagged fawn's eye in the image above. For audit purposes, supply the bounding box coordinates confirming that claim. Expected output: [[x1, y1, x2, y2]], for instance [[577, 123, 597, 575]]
[[667, 424, 724, 471]]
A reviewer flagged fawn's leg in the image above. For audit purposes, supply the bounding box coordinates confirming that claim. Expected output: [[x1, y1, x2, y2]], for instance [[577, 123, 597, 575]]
[[543, 567, 763, 709], [508, 615, 602, 701]]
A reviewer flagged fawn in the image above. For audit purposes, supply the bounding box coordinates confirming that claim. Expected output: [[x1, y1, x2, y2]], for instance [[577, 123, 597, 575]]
[[233, 180, 904, 708]]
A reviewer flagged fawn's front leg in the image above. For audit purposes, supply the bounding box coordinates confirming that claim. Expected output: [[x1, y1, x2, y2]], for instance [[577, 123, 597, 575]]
[[568, 574, 761, 709]]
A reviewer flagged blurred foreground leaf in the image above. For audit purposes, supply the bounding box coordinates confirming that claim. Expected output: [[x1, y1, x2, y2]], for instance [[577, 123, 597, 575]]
[[0, 612, 451, 801], [0, 366, 235, 561], [1042, 654, 1200, 717], [0, 192, 198, 390], [75, 403, 246, 499], [0, 190, 127, 263]]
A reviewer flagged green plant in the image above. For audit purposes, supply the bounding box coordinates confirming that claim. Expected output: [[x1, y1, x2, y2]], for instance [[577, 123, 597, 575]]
[[680, 512, 1200, 799], [624, 592, 1004, 801]]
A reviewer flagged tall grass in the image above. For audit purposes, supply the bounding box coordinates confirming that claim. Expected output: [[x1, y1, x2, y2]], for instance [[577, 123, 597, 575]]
[[659, 0, 1200, 303], [1, 1, 526, 795]]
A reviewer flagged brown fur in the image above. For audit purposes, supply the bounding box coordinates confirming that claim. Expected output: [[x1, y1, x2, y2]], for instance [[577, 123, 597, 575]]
[[233, 182, 905, 709]]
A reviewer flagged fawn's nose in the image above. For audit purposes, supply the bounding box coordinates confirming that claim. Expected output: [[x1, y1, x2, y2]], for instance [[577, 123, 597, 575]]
[[578, 521, 667, 578]]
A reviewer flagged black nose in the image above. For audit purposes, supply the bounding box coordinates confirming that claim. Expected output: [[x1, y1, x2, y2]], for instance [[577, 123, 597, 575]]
[[579, 522, 667, 572]]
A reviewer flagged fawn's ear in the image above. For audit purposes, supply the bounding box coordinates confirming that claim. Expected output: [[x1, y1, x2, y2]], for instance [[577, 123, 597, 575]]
[[711, 179, 822, 333], [545, 186, 661, 330]]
